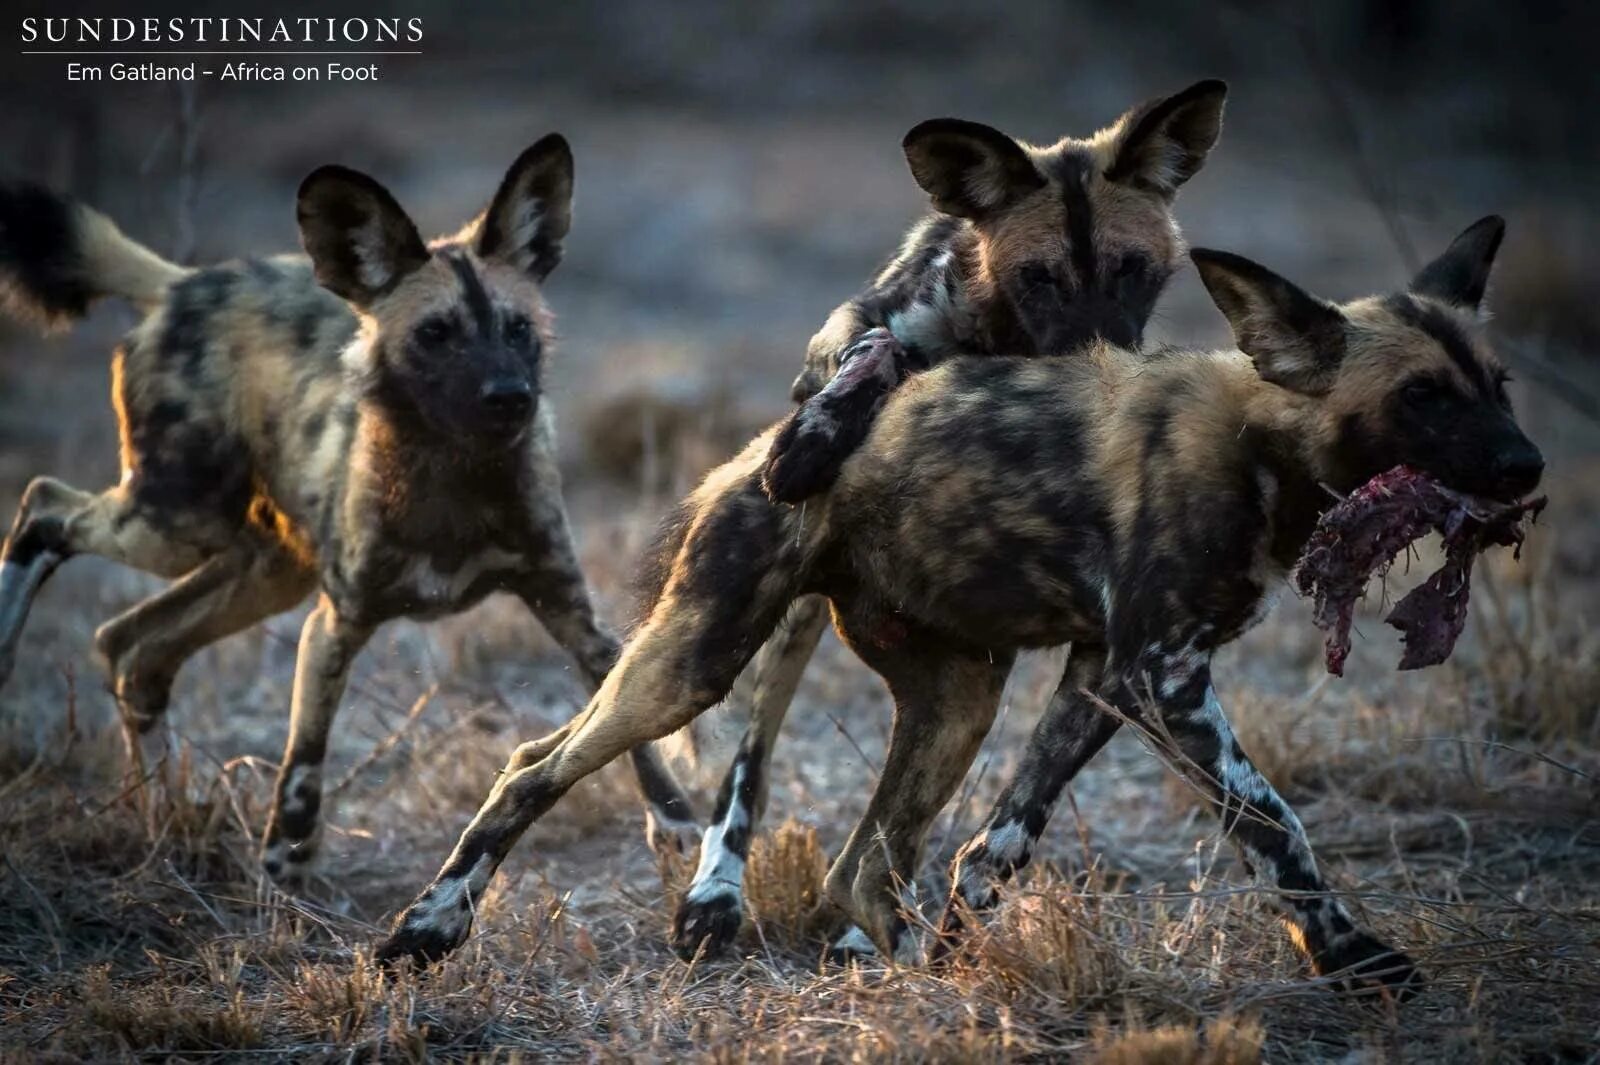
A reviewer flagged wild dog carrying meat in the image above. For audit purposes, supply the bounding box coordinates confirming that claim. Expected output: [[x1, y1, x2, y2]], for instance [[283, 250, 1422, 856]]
[[379, 217, 1538, 997], [1295, 465, 1546, 676], [0, 139, 696, 879], [674, 79, 1228, 962]]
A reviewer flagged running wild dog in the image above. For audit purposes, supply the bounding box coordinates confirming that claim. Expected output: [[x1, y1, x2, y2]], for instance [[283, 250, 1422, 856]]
[[674, 79, 1226, 959], [378, 218, 1541, 993], [0, 137, 695, 878]]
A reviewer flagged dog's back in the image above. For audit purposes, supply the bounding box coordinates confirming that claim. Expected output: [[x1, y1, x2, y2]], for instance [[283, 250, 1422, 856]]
[[115, 255, 356, 541]]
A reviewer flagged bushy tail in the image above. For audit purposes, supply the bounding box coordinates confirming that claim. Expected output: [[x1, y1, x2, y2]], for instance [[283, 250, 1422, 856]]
[[0, 182, 190, 329]]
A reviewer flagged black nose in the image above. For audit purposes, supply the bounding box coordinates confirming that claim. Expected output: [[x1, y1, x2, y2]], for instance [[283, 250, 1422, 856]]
[[1492, 443, 1545, 496], [480, 378, 533, 421]]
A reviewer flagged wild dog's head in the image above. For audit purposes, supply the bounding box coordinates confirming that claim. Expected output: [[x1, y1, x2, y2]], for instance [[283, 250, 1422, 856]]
[[904, 79, 1226, 354], [297, 135, 572, 445], [1194, 217, 1544, 502]]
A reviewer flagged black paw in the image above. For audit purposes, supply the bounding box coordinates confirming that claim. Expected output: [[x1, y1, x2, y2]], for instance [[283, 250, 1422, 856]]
[[1313, 931, 1422, 1001], [671, 890, 743, 961]]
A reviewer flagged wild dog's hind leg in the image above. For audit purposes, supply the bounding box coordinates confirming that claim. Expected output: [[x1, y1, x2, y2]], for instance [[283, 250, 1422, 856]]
[[513, 492, 699, 857], [672, 594, 828, 958], [93, 539, 314, 773], [0, 477, 220, 690], [260, 595, 372, 880], [1135, 648, 1420, 997], [379, 471, 805, 966], [943, 642, 1116, 936], [825, 623, 1011, 964]]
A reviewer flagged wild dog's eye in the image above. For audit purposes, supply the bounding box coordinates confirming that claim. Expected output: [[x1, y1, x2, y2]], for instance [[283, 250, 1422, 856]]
[[505, 317, 532, 344], [1401, 379, 1444, 406], [1018, 263, 1054, 289], [1113, 255, 1146, 280], [413, 319, 452, 345]]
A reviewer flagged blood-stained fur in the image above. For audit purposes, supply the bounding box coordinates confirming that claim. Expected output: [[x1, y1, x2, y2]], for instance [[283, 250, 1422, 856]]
[[378, 219, 1537, 1001], [675, 80, 1227, 959], [0, 137, 696, 880]]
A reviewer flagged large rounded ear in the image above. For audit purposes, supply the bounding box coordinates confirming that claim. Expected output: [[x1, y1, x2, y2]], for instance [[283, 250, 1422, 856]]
[[1105, 79, 1227, 197], [1408, 215, 1505, 313], [1192, 248, 1347, 395], [297, 166, 429, 307], [476, 133, 573, 281], [902, 118, 1045, 219]]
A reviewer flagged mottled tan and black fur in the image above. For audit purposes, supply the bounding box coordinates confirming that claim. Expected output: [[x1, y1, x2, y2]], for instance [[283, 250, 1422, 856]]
[[380, 219, 1540, 1000], [0, 137, 695, 879], [674, 80, 1227, 958]]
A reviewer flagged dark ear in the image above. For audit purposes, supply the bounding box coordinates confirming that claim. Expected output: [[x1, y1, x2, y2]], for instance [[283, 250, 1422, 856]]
[[1192, 248, 1347, 394], [297, 166, 429, 307], [902, 118, 1045, 219], [1408, 215, 1505, 313], [476, 133, 573, 281], [1105, 79, 1227, 196]]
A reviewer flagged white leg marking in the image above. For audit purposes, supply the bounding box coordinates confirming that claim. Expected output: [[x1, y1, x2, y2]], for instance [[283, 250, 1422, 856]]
[[957, 819, 1029, 903], [405, 853, 496, 943], [685, 764, 748, 906], [277, 764, 323, 822]]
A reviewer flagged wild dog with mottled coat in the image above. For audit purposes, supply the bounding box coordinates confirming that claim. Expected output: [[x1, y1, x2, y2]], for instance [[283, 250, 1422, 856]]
[[377, 219, 1542, 993], [0, 137, 695, 878], [674, 79, 1227, 959]]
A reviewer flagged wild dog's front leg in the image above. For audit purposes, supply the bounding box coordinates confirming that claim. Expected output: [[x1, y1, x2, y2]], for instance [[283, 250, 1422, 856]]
[[762, 328, 909, 504], [672, 595, 829, 959], [513, 508, 698, 857], [1141, 650, 1420, 997], [260, 596, 372, 881], [944, 643, 1116, 934]]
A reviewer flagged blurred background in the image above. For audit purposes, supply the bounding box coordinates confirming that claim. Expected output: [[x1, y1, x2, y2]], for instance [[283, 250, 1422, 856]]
[[1, 4, 1596, 1058]]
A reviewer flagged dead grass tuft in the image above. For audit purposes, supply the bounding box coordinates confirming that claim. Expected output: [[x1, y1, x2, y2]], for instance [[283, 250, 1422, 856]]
[[745, 819, 832, 948], [1087, 1015, 1264, 1065]]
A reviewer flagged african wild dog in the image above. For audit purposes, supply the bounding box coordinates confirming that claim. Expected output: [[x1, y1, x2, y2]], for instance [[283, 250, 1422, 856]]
[[0, 137, 695, 878], [673, 79, 1227, 959], [376, 217, 1542, 994]]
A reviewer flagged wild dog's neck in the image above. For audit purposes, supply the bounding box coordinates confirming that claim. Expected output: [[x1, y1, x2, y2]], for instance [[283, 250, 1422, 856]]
[[1233, 369, 1342, 571]]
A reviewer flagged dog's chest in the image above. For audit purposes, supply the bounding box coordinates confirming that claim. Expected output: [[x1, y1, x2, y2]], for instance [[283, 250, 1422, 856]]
[[332, 453, 543, 621], [391, 545, 528, 618]]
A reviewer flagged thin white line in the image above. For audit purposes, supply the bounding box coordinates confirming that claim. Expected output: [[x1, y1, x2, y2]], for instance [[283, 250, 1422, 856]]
[[21, 50, 423, 55]]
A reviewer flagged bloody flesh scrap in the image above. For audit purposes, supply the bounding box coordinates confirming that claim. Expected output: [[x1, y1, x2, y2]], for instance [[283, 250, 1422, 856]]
[[1293, 465, 1546, 676]]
